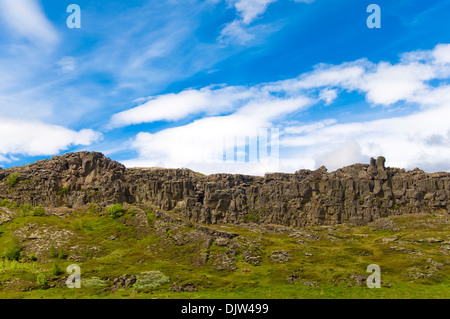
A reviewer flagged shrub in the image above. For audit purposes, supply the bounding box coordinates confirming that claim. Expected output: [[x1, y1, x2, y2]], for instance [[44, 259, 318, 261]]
[[58, 247, 68, 260], [87, 203, 100, 214], [83, 277, 107, 289], [0, 199, 10, 207], [33, 204, 45, 216], [107, 204, 125, 219], [37, 273, 47, 288], [29, 253, 38, 261], [57, 186, 70, 195], [72, 220, 83, 230], [6, 173, 20, 187], [243, 213, 260, 223], [51, 262, 62, 276], [146, 211, 156, 225], [5, 244, 21, 261], [49, 244, 58, 259], [129, 209, 137, 216], [20, 204, 33, 217], [133, 271, 170, 290]]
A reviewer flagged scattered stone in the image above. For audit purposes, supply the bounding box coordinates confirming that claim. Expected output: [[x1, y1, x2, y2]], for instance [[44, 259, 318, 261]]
[[417, 238, 443, 243], [211, 251, 237, 271], [169, 283, 197, 292], [0, 207, 16, 226], [242, 250, 262, 266], [13, 225, 86, 262], [348, 274, 367, 286], [440, 241, 450, 251], [269, 250, 291, 263], [111, 275, 136, 291], [426, 258, 443, 269], [302, 281, 319, 287], [389, 245, 423, 255], [286, 274, 301, 284], [382, 237, 398, 243], [407, 259, 443, 279], [215, 237, 230, 247]]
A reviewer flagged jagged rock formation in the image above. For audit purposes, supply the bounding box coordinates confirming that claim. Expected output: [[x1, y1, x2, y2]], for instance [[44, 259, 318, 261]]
[[0, 152, 449, 227]]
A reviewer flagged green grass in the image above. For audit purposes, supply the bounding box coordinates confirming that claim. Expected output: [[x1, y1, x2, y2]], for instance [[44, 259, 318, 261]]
[[0, 205, 448, 299]]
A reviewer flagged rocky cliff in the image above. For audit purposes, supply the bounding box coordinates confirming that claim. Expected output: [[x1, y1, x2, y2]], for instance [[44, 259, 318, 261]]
[[1, 152, 449, 227]]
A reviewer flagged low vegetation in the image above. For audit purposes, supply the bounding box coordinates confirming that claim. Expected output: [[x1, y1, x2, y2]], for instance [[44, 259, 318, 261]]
[[107, 204, 125, 219], [33, 205, 45, 217], [4, 242, 22, 261], [6, 173, 20, 188], [0, 202, 448, 299], [57, 187, 70, 195]]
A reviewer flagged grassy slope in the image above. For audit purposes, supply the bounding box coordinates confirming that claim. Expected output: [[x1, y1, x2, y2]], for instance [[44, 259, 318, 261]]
[[0, 204, 448, 299]]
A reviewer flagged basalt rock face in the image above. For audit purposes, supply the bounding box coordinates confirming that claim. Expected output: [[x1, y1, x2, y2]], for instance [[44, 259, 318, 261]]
[[1, 152, 449, 227], [0, 152, 129, 207]]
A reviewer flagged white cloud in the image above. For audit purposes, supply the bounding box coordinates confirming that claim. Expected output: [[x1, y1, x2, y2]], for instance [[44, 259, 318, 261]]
[[220, 0, 315, 44], [319, 88, 338, 105], [267, 44, 450, 107], [315, 141, 367, 171], [229, 0, 315, 24], [281, 100, 450, 171], [265, 60, 370, 93], [284, 119, 336, 134], [231, 0, 277, 24], [119, 43, 450, 174], [220, 20, 255, 44], [0, 117, 102, 156], [56, 57, 76, 73], [433, 43, 450, 64], [361, 62, 436, 105], [409, 85, 450, 107], [123, 96, 311, 175], [0, 0, 59, 46], [110, 85, 258, 127]]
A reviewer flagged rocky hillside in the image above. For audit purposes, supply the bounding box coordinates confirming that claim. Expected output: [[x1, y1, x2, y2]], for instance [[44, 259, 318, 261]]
[[0, 152, 449, 227]]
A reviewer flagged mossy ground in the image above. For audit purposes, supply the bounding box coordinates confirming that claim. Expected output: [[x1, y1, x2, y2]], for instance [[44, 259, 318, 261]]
[[0, 204, 448, 299]]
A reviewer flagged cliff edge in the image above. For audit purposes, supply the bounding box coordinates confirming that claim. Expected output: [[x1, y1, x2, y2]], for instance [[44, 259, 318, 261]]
[[1, 152, 449, 227]]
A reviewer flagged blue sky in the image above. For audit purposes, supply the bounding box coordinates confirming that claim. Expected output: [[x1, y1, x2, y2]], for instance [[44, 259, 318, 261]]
[[1, 0, 450, 174]]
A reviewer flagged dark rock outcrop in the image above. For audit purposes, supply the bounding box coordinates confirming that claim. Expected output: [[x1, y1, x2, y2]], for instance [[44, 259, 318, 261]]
[[1, 152, 449, 228]]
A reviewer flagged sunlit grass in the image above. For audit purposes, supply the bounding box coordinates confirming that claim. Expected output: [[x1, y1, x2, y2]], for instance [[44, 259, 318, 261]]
[[0, 206, 448, 299]]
